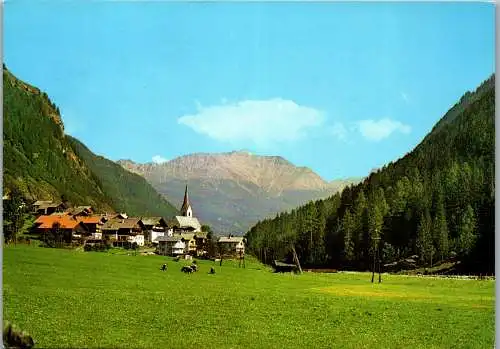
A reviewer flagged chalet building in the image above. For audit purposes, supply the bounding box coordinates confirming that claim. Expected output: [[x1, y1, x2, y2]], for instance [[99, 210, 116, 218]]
[[77, 215, 108, 238], [101, 218, 145, 247], [179, 233, 197, 254], [194, 232, 208, 256], [33, 201, 65, 216], [155, 232, 208, 256], [218, 235, 245, 255], [64, 206, 93, 217], [33, 215, 89, 241], [141, 217, 168, 244], [156, 236, 186, 256]]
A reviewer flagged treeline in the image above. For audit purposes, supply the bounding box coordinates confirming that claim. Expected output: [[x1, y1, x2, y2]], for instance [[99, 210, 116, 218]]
[[246, 75, 495, 274]]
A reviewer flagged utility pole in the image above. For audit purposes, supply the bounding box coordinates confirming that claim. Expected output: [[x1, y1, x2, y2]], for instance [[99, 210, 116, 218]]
[[371, 235, 381, 283], [292, 246, 303, 274], [378, 238, 382, 283]]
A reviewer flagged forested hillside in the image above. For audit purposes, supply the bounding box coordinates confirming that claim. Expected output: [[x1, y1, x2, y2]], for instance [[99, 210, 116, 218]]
[[68, 137, 177, 217], [3, 65, 177, 217], [246, 75, 495, 274]]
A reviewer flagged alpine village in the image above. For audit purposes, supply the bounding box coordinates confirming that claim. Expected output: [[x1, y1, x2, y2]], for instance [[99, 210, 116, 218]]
[[9, 184, 244, 259], [2, 9, 496, 348]]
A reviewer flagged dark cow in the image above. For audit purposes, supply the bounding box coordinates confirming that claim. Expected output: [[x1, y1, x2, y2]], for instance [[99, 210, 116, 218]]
[[181, 266, 193, 273]]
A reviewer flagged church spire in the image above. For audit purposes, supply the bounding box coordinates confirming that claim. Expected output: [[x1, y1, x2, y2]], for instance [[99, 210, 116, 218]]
[[181, 184, 193, 217]]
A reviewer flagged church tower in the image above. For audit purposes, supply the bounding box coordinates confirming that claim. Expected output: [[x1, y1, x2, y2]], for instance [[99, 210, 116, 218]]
[[180, 184, 193, 217]]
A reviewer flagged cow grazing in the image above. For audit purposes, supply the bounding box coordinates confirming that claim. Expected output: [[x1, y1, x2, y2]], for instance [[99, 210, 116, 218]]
[[181, 266, 193, 273], [191, 264, 198, 272], [209, 267, 216, 274]]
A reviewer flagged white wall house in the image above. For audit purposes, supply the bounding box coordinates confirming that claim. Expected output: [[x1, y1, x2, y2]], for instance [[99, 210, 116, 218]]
[[130, 234, 145, 246], [172, 240, 186, 255], [218, 236, 245, 255], [150, 231, 165, 245], [157, 236, 186, 256], [90, 232, 102, 240]]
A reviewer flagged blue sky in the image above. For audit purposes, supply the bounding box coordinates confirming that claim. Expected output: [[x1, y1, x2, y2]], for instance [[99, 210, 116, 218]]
[[4, 1, 495, 180]]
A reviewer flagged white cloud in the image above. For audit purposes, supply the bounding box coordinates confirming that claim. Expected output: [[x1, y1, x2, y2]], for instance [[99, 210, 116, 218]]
[[330, 122, 348, 141], [152, 155, 168, 164], [357, 118, 411, 141], [178, 99, 325, 148]]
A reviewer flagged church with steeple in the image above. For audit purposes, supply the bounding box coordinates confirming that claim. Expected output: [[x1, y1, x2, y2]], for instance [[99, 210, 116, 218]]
[[169, 184, 202, 233], [180, 185, 193, 218]]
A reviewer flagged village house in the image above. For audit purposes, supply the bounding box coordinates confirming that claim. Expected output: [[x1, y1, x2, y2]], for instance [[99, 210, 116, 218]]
[[110, 213, 128, 219], [140, 217, 168, 244], [194, 232, 208, 256], [101, 218, 145, 247], [156, 236, 186, 256], [46, 206, 108, 239], [76, 215, 108, 239], [33, 215, 89, 242], [32, 201, 65, 216], [218, 235, 245, 256], [64, 206, 94, 217], [178, 233, 197, 254]]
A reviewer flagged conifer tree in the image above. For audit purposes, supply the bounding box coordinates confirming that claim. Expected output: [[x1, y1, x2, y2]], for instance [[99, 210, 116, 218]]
[[457, 204, 477, 258]]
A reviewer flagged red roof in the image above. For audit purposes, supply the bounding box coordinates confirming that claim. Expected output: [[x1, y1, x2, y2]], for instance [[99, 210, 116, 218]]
[[35, 215, 82, 229], [78, 215, 104, 225]]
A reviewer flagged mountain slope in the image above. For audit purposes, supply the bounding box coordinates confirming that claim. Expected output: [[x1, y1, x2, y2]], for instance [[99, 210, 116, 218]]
[[68, 137, 178, 217], [246, 74, 494, 273], [118, 152, 360, 232], [3, 65, 178, 217]]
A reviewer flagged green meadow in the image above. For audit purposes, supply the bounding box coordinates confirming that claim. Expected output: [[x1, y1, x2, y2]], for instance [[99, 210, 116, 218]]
[[3, 245, 495, 349]]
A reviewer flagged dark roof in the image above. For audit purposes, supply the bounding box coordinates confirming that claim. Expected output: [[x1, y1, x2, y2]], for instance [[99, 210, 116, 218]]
[[181, 185, 190, 212], [101, 218, 143, 230], [33, 200, 53, 206], [65, 206, 93, 215], [219, 236, 244, 243], [156, 236, 183, 242], [36, 201, 63, 210], [141, 217, 166, 226]]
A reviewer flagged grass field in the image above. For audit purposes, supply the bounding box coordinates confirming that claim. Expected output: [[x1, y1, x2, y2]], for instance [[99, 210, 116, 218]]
[[3, 245, 495, 349]]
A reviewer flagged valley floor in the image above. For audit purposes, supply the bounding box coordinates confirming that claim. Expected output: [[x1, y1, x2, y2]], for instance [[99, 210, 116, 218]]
[[3, 245, 495, 349]]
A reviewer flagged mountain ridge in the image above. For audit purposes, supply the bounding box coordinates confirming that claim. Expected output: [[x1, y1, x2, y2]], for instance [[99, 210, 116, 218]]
[[117, 152, 362, 232]]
